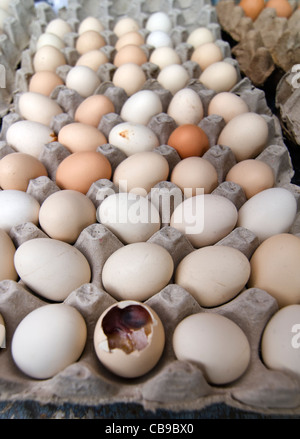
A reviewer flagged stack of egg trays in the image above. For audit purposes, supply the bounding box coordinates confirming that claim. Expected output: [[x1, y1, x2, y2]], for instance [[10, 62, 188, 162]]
[[1, 0, 300, 416]]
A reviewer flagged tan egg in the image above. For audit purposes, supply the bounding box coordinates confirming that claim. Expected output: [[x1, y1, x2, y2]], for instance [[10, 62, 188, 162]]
[[74, 95, 115, 127], [57, 122, 107, 153], [112, 63, 147, 96], [75, 49, 109, 71], [78, 16, 104, 35], [94, 300, 165, 378], [45, 18, 72, 39], [0, 152, 48, 191], [248, 233, 300, 308], [36, 32, 65, 51], [113, 151, 169, 195], [149, 46, 181, 70], [115, 31, 145, 50], [75, 30, 106, 55], [55, 150, 112, 194], [226, 159, 275, 199], [199, 61, 238, 93], [208, 92, 249, 123], [39, 189, 97, 243], [113, 17, 140, 37], [113, 44, 148, 67], [29, 71, 64, 96], [186, 27, 215, 49], [191, 42, 223, 71], [33, 45, 66, 73], [170, 157, 218, 197], [0, 228, 18, 281]]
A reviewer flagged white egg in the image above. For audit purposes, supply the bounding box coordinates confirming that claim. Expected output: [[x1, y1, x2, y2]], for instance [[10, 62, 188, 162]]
[[18, 92, 63, 127], [108, 122, 159, 156], [149, 46, 181, 69], [66, 65, 101, 98], [0, 190, 40, 232], [36, 32, 65, 50], [11, 303, 87, 379], [146, 12, 172, 33], [97, 192, 161, 244], [120, 90, 163, 125], [157, 64, 190, 95], [199, 61, 238, 93], [146, 30, 173, 48], [167, 88, 204, 125]]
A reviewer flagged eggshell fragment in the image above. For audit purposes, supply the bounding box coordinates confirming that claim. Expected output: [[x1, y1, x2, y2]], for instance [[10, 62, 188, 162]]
[[18, 92, 63, 127], [0, 190, 40, 233], [108, 122, 159, 156], [175, 245, 251, 307], [74, 95, 115, 127], [113, 151, 169, 195], [65, 66, 101, 98], [93, 301, 165, 378], [167, 88, 204, 125], [57, 122, 107, 153], [172, 312, 251, 385], [0, 228, 18, 281], [97, 192, 161, 244], [39, 190, 97, 243], [199, 61, 238, 92], [120, 90, 163, 125], [237, 187, 297, 242], [167, 124, 210, 159], [11, 304, 87, 379], [170, 194, 238, 248], [248, 233, 300, 307], [102, 242, 174, 301], [218, 112, 269, 162], [0, 153, 48, 191], [207, 92, 249, 123], [261, 305, 300, 377], [55, 150, 112, 194]]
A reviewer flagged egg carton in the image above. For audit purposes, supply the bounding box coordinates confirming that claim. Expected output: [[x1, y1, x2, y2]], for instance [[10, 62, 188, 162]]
[[0, 0, 300, 418]]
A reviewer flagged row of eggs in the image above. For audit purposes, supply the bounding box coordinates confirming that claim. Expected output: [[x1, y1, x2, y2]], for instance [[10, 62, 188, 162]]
[[0, 11, 299, 388]]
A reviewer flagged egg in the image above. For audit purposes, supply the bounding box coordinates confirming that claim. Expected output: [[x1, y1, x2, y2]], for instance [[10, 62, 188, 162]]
[[65, 65, 101, 98], [145, 11, 172, 33], [172, 312, 251, 385], [207, 92, 249, 123], [248, 233, 300, 307], [74, 95, 115, 127], [237, 187, 297, 242], [57, 122, 107, 153], [33, 45, 66, 73], [146, 30, 173, 48], [113, 17, 140, 37], [0, 152, 48, 191], [115, 31, 145, 51], [93, 300, 165, 378], [239, 0, 265, 21], [167, 88, 204, 126], [157, 64, 190, 95], [149, 46, 181, 70], [29, 71, 64, 96], [0, 190, 40, 233], [120, 90, 163, 125], [170, 194, 238, 248], [217, 112, 269, 162], [18, 92, 63, 127], [36, 32, 65, 51], [6, 120, 56, 158], [45, 18, 72, 39], [112, 63, 147, 96], [11, 303, 87, 379], [113, 151, 169, 195], [191, 42, 223, 71], [226, 159, 275, 199], [108, 122, 159, 156], [265, 0, 293, 18], [113, 44, 148, 67], [186, 27, 215, 49], [39, 189, 97, 243], [167, 124, 209, 159], [75, 30, 106, 55], [170, 157, 218, 197], [55, 150, 112, 194], [14, 238, 91, 301], [78, 16, 104, 34], [97, 192, 161, 244], [261, 305, 300, 377], [175, 245, 251, 307], [0, 313, 5, 348], [75, 49, 109, 71], [199, 61, 239, 92], [102, 242, 174, 301], [0, 228, 18, 281]]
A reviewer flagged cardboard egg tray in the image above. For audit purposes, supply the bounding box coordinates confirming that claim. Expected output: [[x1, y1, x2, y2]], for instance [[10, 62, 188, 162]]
[[1, 0, 300, 417]]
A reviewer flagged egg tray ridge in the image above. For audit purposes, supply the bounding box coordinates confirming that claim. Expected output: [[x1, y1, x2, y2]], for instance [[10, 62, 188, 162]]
[[1, 0, 300, 416]]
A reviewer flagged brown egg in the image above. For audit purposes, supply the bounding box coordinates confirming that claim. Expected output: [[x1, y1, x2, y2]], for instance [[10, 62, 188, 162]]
[[115, 31, 145, 51], [239, 0, 265, 20], [191, 42, 223, 71], [29, 71, 64, 96], [226, 159, 275, 199], [167, 124, 210, 159], [58, 122, 107, 153], [55, 150, 112, 194], [0, 152, 48, 191], [75, 30, 106, 55], [113, 45, 148, 67], [265, 0, 293, 18], [74, 95, 115, 127]]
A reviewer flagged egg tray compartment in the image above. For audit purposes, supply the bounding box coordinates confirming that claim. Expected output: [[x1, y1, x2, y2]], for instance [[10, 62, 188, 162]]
[[1, 70, 300, 415]]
